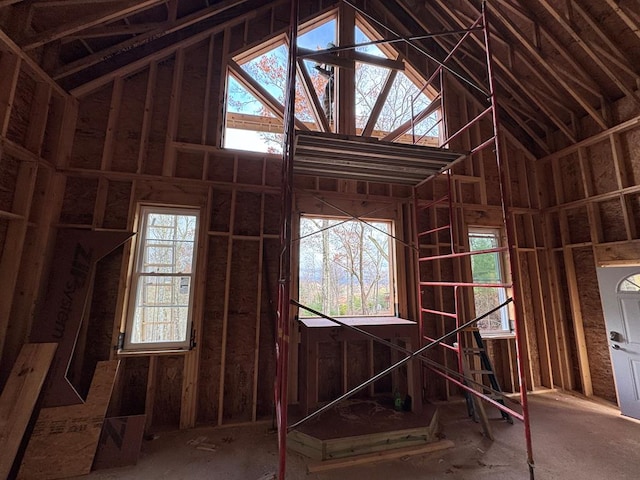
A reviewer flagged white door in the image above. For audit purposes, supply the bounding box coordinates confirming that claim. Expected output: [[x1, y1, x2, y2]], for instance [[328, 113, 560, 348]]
[[596, 266, 640, 419]]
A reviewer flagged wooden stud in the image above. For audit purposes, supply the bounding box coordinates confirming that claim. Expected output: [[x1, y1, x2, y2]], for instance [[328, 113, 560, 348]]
[[137, 61, 157, 174], [101, 77, 123, 171], [24, 82, 52, 156], [145, 356, 157, 431], [218, 186, 237, 425], [0, 50, 20, 138], [162, 50, 184, 177]]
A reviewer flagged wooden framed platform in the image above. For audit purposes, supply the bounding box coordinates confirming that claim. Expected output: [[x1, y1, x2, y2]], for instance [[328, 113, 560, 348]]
[[298, 316, 423, 415], [288, 397, 439, 461]]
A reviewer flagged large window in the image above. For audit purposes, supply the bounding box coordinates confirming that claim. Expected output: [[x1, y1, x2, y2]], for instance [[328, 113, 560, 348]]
[[298, 215, 395, 317], [123, 206, 200, 351], [468, 228, 511, 335]]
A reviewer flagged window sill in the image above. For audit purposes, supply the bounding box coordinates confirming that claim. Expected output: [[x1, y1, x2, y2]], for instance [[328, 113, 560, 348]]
[[117, 347, 192, 357], [479, 332, 515, 340]]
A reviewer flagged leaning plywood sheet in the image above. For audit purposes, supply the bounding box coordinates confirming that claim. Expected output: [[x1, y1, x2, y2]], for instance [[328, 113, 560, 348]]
[[0, 343, 57, 480], [18, 360, 119, 480]]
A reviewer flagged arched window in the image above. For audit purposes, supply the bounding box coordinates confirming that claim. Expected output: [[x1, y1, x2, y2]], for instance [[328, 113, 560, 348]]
[[618, 273, 640, 292]]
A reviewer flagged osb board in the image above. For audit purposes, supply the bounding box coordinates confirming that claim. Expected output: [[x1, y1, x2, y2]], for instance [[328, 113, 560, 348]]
[[233, 191, 262, 236], [318, 341, 342, 403], [236, 157, 264, 186], [572, 247, 616, 402], [59, 176, 98, 225], [6, 68, 36, 146], [143, 57, 173, 176], [586, 141, 617, 196], [0, 152, 18, 212], [223, 239, 260, 422], [209, 188, 232, 232], [102, 180, 132, 230], [197, 235, 227, 424], [18, 360, 119, 480], [256, 238, 278, 418], [517, 252, 542, 387], [346, 341, 369, 393], [152, 355, 183, 428], [597, 199, 627, 243], [92, 414, 146, 470], [263, 194, 281, 235], [537, 159, 557, 207], [565, 206, 591, 244], [372, 342, 392, 394], [175, 150, 205, 180], [559, 152, 585, 203], [207, 154, 235, 183], [68, 247, 124, 400], [594, 240, 640, 267], [117, 357, 149, 417], [0, 343, 57, 480], [112, 71, 148, 173], [555, 251, 582, 391], [70, 83, 113, 170], [177, 41, 209, 144], [620, 127, 640, 185]]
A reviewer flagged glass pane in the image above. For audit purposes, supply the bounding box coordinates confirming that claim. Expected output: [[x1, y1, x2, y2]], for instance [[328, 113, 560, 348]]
[[298, 217, 392, 317], [474, 287, 508, 331], [130, 275, 191, 344], [142, 213, 197, 274], [619, 274, 640, 292]]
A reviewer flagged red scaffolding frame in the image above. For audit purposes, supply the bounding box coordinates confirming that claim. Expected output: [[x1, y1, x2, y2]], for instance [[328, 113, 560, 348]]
[[276, 2, 534, 479]]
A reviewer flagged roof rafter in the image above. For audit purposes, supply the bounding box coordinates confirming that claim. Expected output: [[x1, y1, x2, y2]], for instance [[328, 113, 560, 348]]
[[537, 0, 640, 108], [487, 1, 608, 129], [53, 0, 251, 80], [20, 0, 166, 50], [603, 0, 640, 41], [422, 1, 576, 143]]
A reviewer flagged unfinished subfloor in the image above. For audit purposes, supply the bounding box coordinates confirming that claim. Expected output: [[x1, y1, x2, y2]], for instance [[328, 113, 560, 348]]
[[74, 391, 640, 480]]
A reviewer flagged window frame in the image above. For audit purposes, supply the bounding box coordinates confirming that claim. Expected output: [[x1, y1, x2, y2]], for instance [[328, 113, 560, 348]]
[[468, 227, 512, 337], [297, 214, 398, 318], [122, 205, 201, 352]]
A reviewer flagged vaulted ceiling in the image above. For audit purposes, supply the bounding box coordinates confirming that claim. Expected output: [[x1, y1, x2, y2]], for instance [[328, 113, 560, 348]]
[[1, 0, 638, 157]]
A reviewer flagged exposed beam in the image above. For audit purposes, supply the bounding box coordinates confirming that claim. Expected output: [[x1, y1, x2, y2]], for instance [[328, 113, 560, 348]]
[[31, 0, 122, 6], [572, 0, 638, 75], [228, 59, 309, 131], [537, 0, 640, 107], [53, 0, 250, 80], [488, 2, 608, 129], [362, 68, 397, 137], [62, 22, 164, 41], [298, 46, 405, 71], [422, 1, 576, 143], [603, 0, 640, 41], [492, 0, 605, 98], [0, 28, 67, 97], [0, 0, 25, 7], [296, 57, 330, 132], [21, 0, 166, 50]]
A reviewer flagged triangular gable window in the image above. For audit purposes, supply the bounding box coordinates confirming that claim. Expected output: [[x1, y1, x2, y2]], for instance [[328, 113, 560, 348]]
[[223, 10, 441, 154]]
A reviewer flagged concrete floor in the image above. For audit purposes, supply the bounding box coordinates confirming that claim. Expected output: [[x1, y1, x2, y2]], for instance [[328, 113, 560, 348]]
[[76, 391, 640, 480]]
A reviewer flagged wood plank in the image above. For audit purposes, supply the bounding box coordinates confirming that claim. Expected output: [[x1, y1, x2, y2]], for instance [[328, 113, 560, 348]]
[[594, 240, 640, 266], [55, 0, 251, 81], [307, 439, 455, 473], [21, 0, 166, 50], [0, 343, 57, 480], [0, 29, 67, 97], [162, 50, 184, 177], [25, 82, 52, 155], [18, 360, 120, 480], [0, 50, 20, 137], [562, 247, 593, 396], [100, 77, 123, 171]]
